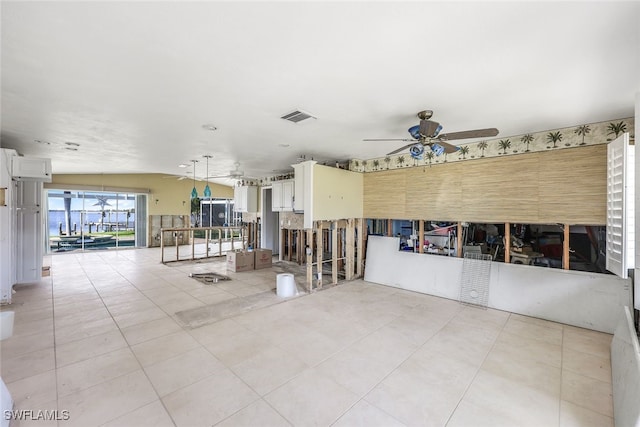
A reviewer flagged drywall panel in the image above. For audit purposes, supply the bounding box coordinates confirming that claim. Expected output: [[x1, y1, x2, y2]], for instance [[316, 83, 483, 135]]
[[363, 169, 406, 219], [610, 306, 640, 427], [365, 235, 630, 333], [364, 235, 461, 299], [489, 262, 631, 333], [313, 164, 363, 221]]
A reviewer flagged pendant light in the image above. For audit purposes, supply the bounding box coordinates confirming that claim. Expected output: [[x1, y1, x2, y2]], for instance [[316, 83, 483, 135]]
[[190, 160, 198, 199], [203, 155, 212, 198]]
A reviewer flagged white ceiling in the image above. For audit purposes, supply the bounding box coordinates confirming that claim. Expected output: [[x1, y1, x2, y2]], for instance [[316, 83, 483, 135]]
[[1, 1, 639, 184]]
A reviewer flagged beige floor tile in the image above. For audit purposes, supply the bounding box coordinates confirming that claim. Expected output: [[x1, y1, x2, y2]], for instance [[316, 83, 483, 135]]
[[447, 370, 559, 427], [562, 347, 612, 383], [6, 370, 57, 410], [563, 326, 612, 359], [144, 347, 225, 396], [559, 399, 613, 427], [333, 400, 406, 427], [365, 350, 477, 426], [561, 370, 613, 417], [202, 328, 271, 367], [492, 330, 562, 368], [54, 304, 112, 327], [265, 368, 360, 426], [112, 306, 169, 329], [11, 316, 54, 337], [57, 348, 140, 397], [419, 322, 497, 367], [58, 369, 158, 427], [105, 298, 158, 317], [130, 330, 200, 367], [1, 347, 56, 383], [188, 316, 247, 341], [350, 326, 420, 367], [503, 316, 563, 345], [231, 344, 309, 395], [120, 316, 183, 346], [162, 369, 258, 426], [157, 297, 205, 316], [55, 315, 119, 346], [314, 344, 400, 397], [0, 329, 54, 358], [55, 330, 128, 367], [101, 400, 175, 427], [215, 399, 291, 427], [482, 346, 561, 396]]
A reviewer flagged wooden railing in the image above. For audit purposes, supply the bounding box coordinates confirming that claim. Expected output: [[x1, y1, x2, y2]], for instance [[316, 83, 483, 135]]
[[160, 225, 247, 263]]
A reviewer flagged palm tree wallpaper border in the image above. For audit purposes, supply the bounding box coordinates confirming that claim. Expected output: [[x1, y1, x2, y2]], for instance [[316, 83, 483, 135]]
[[350, 117, 634, 172]]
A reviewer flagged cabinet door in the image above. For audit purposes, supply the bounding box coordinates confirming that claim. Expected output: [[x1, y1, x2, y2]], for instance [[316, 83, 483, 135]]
[[271, 182, 283, 211], [234, 186, 246, 212], [11, 156, 52, 181], [282, 181, 294, 211]]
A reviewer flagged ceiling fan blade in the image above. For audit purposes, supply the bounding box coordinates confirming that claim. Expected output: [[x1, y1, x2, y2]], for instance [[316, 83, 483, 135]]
[[387, 143, 417, 155], [438, 141, 460, 154], [439, 128, 499, 140], [363, 138, 413, 142]]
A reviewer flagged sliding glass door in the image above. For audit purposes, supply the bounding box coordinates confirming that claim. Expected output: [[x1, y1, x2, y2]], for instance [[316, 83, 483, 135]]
[[47, 189, 145, 253]]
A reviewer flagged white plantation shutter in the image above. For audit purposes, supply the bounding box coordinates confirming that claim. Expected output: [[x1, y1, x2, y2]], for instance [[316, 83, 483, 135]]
[[606, 133, 634, 278]]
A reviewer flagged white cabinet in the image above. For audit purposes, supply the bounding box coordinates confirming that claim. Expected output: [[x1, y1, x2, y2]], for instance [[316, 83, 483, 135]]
[[271, 180, 294, 212], [234, 186, 258, 213], [292, 161, 315, 212], [15, 180, 43, 283], [11, 156, 52, 182]]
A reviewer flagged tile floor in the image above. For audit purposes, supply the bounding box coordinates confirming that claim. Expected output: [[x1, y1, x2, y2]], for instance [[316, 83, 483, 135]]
[[0, 248, 614, 426]]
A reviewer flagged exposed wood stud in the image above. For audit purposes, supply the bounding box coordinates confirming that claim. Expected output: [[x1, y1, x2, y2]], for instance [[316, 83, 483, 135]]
[[504, 222, 510, 264], [306, 228, 313, 291], [418, 220, 424, 254], [316, 222, 323, 289], [457, 222, 463, 258], [332, 221, 338, 284], [563, 224, 570, 270], [356, 218, 364, 278]]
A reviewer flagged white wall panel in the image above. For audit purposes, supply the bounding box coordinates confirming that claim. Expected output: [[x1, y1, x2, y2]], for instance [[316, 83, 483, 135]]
[[365, 235, 631, 333]]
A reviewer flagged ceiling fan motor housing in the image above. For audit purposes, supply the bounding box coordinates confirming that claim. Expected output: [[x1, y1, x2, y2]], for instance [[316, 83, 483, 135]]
[[419, 120, 442, 138]]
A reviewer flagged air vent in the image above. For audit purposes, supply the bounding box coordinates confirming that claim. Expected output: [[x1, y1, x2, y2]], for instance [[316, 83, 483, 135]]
[[281, 110, 316, 123]]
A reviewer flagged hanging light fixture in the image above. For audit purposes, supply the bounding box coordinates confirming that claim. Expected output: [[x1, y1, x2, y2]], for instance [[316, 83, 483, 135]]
[[190, 160, 199, 199], [203, 155, 212, 198]]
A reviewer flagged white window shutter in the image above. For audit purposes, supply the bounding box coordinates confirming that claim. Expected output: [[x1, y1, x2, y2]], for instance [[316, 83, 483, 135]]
[[606, 133, 633, 278]]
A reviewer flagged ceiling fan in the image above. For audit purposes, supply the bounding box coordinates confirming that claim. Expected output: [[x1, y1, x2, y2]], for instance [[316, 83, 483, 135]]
[[207, 162, 252, 180], [364, 110, 499, 157]]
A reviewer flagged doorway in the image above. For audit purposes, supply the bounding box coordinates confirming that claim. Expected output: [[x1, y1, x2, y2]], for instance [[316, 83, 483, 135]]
[[261, 187, 279, 254]]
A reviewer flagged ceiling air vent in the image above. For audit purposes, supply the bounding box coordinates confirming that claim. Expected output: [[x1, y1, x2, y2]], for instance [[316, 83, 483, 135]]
[[281, 110, 316, 123]]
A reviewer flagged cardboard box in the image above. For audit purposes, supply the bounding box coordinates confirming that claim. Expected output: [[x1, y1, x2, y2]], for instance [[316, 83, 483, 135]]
[[226, 250, 255, 272], [254, 248, 273, 270]]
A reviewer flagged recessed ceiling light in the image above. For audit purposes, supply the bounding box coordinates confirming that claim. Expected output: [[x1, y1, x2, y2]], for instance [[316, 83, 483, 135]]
[[178, 164, 189, 168], [65, 142, 80, 147], [202, 124, 217, 131], [34, 139, 51, 145], [278, 144, 290, 148]]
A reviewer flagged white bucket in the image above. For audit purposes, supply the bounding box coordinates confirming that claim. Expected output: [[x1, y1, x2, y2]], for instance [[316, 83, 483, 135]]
[[276, 273, 296, 298], [0, 311, 15, 340]]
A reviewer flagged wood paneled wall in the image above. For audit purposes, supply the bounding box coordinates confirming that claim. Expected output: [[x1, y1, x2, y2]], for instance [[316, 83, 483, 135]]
[[363, 145, 606, 225]]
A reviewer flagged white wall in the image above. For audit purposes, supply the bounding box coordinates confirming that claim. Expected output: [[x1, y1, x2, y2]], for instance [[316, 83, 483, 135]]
[[0, 149, 17, 304], [313, 164, 363, 222], [610, 306, 640, 427], [365, 236, 632, 333]]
